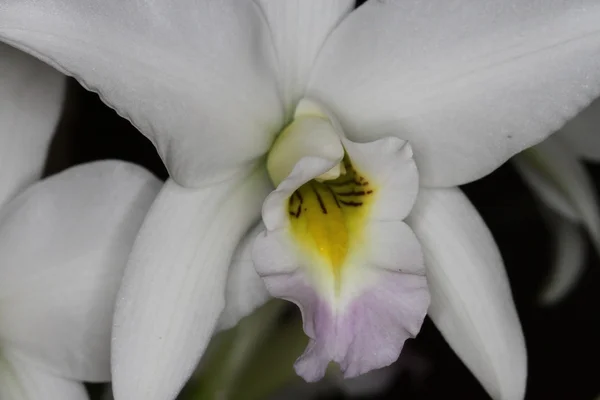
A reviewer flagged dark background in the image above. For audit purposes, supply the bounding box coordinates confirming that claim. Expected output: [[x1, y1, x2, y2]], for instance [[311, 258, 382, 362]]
[[49, 73, 599, 400]]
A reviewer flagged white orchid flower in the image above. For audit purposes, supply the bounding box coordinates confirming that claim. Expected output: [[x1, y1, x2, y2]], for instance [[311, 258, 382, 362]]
[[0, 42, 162, 399], [2, 2, 600, 399], [513, 97, 600, 304]]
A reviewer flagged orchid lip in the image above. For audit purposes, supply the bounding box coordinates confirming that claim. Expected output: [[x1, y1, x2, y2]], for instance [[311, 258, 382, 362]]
[[254, 99, 429, 381]]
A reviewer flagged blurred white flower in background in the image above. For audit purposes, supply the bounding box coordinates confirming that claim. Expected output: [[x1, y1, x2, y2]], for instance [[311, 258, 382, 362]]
[[1, 2, 600, 400], [513, 97, 600, 304], [0, 42, 161, 399]]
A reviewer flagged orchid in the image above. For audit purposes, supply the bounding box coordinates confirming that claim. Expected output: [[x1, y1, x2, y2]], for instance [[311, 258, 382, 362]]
[[2, 1, 600, 400], [0, 42, 161, 399], [513, 97, 600, 304]]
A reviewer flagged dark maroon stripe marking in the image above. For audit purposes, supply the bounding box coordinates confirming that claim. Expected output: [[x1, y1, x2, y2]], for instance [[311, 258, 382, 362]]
[[326, 186, 341, 208], [335, 190, 366, 197], [340, 200, 363, 207], [311, 184, 328, 214]]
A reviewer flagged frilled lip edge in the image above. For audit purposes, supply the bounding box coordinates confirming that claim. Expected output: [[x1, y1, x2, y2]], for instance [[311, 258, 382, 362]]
[[253, 135, 431, 380], [262, 266, 429, 381]]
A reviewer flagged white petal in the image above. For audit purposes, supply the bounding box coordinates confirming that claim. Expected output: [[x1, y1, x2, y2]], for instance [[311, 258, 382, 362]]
[[255, 0, 354, 111], [216, 222, 271, 331], [111, 167, 271, 400], [514, 135, 600, 255], [556, 97, 600, 161], [0, 161, 161, 382], [0, 42, 65, 207], [538, 210, 587, 305], [407, 187, 526, 400], [0, 351, 88, 400], [308, 0, 600, 187], [0, 0, 283, 187]]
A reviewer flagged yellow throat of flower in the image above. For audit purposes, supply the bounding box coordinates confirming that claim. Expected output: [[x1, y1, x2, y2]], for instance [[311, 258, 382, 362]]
[[266, 100, 375, 289], [288, 157, 374, 285]]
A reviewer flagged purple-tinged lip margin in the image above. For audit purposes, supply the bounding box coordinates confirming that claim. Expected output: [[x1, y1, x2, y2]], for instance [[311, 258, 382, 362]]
[[261, 268, 430, 381]]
